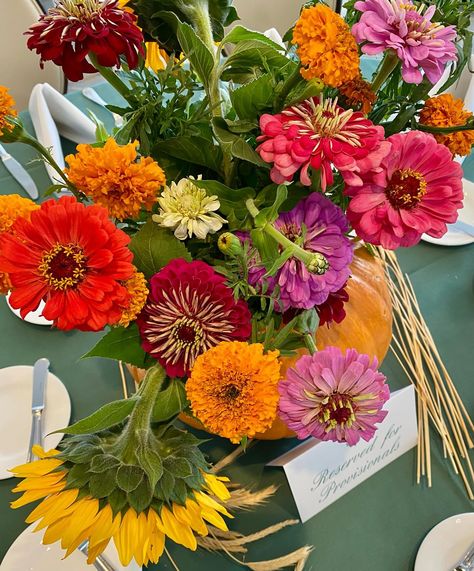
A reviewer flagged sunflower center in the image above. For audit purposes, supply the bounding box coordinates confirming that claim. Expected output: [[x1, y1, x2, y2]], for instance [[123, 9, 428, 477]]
[[320, 393, 355, 431], [386, 168, 427, 209], [171, 317, 203, 348], [39, 243, 87, 290]]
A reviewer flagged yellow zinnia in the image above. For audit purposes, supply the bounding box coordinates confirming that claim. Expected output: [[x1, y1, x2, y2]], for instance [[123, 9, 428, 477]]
[[11, 446, 232, 567], [186, 341, 282, 443], [118, 269, 149, 327], [292, 5, 360, 88], [0, 85, 17, 135], [64, 138, 166, 221]]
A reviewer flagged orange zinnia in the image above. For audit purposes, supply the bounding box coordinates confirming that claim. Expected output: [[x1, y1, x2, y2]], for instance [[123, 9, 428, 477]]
[[186, 341, 281, 443], [0, 86, 17, 135], [0, 194, 39, 294], [65, 138, 166, 221], [292, 4, 360, 88], [117, 269, 148, 327], [420, 93, 474, 157], [338, 76, 377, 115]]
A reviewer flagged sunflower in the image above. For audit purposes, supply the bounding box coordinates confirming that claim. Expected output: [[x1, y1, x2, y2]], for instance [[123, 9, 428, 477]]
[[0, 86, 17, 135], [117, 269, 148, 327], [292, 4, 360, 88], [186, 341, 281, 443], [420, 93, 474, 157], [11, 443, 232, 567], [65, 138, 166, 221], [0, 194, 39, 294]]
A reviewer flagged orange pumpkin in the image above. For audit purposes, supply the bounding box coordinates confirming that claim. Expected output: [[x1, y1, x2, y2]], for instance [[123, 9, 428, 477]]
[[127, 246, 392, 440]]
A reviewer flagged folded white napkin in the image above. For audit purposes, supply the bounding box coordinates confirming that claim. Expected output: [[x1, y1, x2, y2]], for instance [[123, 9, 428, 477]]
[[28, 83, 96, 185]]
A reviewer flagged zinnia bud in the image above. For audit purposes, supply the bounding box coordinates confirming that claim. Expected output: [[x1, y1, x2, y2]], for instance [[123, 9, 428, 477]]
[[218, 232, 244, 257]]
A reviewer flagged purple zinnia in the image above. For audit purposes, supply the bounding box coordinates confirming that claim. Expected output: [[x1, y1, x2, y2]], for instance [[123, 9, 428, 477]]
[[352, 0, 457, 85], [278, 347, 390, 445]]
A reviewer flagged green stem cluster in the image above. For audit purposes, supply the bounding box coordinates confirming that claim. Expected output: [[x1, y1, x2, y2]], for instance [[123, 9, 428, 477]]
[[371, 50, 399, 93]]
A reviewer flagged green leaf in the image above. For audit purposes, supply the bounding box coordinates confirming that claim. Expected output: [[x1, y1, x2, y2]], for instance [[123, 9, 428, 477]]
[[193, 179, 255, 217], [220, 40, 291, 81], [90, 454, 121, 474], [128, 478, 154, 512], [61, 443, 101, 464], [230, 74, 274, 121], [154, 136, 223, 174], [163, 456, 193, 478], [137, 446, 163, 489], [176, 22, 214, 82], [55, 398, 136, 435], [212, 117, 269, 168], [65, 463, 91, 489], [129, 220, 191, 280], [156, 471, 175, 500], [221, 25, 284, 51], [170, 478, 188, 504], [255, 184, 288, 226], [116, 465, 145, 493], [271, 314, 300, 350], [89, 469, 117, 498], [250, 228, 278, 270], [152, 379, 188, 423], [83, 323, 151, 369], [262, 247, 294, 278], [108, 488, 128, 515]]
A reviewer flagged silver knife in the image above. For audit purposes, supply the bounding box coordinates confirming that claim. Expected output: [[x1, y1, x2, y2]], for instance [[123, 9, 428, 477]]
[[78, 541, 116, 571], [82, 87, 124, 128], [27, 358, 50, 462], [0, 144, 39, 200], [451, 219, 474, 237]]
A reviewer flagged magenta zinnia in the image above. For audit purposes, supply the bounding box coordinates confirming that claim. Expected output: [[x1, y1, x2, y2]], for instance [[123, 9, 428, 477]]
[[278, 347, 390, 445], [257, 96, 389, 191], [352, 0, 457, 84], [137, 259, 252, 377], [345, 131, 464, 249], [25, 0, 144, 82]]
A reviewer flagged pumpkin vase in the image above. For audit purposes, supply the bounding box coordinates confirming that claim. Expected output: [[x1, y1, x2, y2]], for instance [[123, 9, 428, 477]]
[[127, 246, 392, 440]]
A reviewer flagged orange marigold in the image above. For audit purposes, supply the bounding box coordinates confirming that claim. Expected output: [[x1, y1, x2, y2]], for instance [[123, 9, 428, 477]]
[[118, 269, 148, 327], [65, 138, 166, 220], [419, 94, 474, 157], [338, 75, 376, 115], [0, 194, 39, 294], [292, 4, 360, 88], [0, 86, 17, 135], [186, 341, 281, 443]]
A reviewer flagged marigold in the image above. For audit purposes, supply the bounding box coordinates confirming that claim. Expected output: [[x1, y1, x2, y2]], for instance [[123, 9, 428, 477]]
[[420, 94, 474, 157], [11, 446, 232, 567], [292, 4, 360, 88], [338, 76, 376, 115], [0, 86, 17, 135], [117, 269, 148, 327], [65, 138, 166, 220], [0, 194, 39, 294], [186, 341, 281, 443]]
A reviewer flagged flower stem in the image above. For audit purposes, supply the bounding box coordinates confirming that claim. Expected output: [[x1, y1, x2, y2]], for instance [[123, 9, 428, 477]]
[[304, 332, 318, 355], [371, 50, 399, 93], [417, 122, 474, 134], [89, 54, 132, 101], [274, 65, 302, 112]]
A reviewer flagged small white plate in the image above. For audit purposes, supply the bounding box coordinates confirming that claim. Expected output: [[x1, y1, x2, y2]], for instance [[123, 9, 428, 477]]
[[0, 365, 70, 479], [414, 512, 474, 571], [0, 523, 140, 571], [5, 293, 53, 326], [422, 178, 474, 247]]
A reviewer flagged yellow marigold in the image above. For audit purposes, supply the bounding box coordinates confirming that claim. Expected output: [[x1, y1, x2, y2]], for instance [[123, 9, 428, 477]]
[[0, 85, 17, 135], [0, 194, 39, 294], [292, 4, 360, 88], [118, 269, 148, 327], [338, 75, 376, 115], [187, 341, 281, 443], [420, 93, 474, 157], [65, 138, 166, 220], [11, 446, 232, 568]]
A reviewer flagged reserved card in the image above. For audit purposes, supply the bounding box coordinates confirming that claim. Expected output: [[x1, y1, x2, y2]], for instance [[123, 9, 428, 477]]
[[268, 385, 417, 523]]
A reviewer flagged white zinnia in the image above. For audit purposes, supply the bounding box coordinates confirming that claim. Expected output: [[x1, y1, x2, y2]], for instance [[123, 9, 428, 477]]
[[153, 176, 227, 240]]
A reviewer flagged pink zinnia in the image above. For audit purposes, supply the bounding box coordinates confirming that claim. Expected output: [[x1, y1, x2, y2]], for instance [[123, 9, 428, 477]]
[[352, 0, 457, 84], [345, 131, 464, 249], [278, 347, 390, 445], [257, 96, 389, 191], [137, 259, 251, 377]]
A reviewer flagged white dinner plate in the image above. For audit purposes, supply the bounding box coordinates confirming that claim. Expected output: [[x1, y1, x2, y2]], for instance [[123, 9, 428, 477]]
[[422, 178, 474, 247], [414, 512, 474, 571], [0, 365, 70, 479], [5, 293, 53, 326], [0, 523, 140, 571]]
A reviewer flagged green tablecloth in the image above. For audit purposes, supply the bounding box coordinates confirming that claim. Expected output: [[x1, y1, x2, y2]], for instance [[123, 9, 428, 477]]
[[0, 84, 473, 571]]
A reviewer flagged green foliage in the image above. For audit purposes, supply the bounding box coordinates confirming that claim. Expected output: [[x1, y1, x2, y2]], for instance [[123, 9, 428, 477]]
[[129, 220, 191, 279], [230, 74, 274, 121], [82, 323, 153, 369], [154, 135, 223, 174], [193, 179, 255, 219], [152, 379, 188, 422], [212, 117, 269, 168]]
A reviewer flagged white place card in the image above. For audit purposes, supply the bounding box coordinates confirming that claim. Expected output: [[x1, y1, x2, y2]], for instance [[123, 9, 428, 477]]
[[268, 385, 417, 523]]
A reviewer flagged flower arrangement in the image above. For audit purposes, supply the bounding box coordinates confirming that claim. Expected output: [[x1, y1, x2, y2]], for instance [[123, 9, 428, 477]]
[[0, 0, 473, 566]]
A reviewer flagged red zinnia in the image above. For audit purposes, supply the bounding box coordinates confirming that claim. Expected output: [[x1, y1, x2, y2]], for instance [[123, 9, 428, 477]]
[[137, 259, 252, 378], [25, 0, 144, 82], [0, 196, 134, 331]]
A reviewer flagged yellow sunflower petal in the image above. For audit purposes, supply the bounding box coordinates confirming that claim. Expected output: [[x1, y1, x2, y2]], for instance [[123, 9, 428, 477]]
[[194, 491, 233, 518], [10, 458, 63, 478], [42, 515, 71, 545], [199, 506, 229, 532], [114, 508, 139, 566], [132, 511, 149, 567], [59, 498, 99, 550], [203, 473, 231, 501], [13, 471, 66, 492], [147, 510, 165, 564], [28, 489, 79, 527], [87, 539, 110, 565], [32, 446, 60, 458], [89, 505, 121, 548], [10, 483, 65, 508], [173, 500, 208, 536], [159, 506, 197, 550]]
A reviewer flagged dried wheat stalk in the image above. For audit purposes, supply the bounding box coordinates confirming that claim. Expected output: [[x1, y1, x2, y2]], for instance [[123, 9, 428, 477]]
[[379, 248, 474, 499]]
